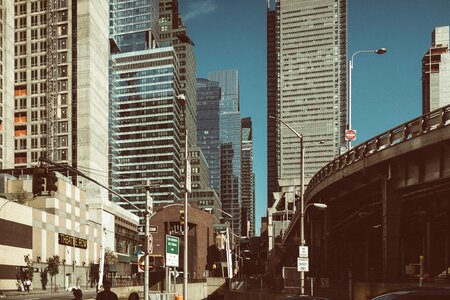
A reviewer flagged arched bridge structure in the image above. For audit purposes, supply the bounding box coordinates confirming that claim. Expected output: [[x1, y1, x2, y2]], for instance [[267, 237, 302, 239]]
[[282, 104, 450, 284]]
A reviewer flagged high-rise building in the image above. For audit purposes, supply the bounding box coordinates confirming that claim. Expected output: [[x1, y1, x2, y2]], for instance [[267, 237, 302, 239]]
[[0, 2, 14, 169], [241, 117, 255, 237], [208, 69, 241, 236], [109, 0, 186, 212], [196, 78, 221, 195], [266, 0, 347, 208], [13, 0, 110, 199], [422, 26, 450, 114], [159, 0, 197, 147]]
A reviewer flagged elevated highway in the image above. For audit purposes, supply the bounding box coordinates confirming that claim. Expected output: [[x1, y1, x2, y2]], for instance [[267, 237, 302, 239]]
[[282, 104, 450, 284]]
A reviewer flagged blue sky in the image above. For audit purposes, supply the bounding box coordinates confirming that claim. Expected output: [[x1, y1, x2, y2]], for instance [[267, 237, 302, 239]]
[[178, 0, 450, 234]]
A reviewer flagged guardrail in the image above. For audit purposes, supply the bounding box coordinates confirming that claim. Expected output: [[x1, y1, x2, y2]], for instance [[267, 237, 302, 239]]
[[305, 104, 450, 199]]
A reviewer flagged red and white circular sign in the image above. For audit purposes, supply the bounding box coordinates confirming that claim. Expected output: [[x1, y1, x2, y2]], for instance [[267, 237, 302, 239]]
[[345, 129, 357, 141]]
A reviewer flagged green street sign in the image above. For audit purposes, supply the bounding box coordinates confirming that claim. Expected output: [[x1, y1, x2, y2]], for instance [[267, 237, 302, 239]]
[[166, 235, 179, 267]]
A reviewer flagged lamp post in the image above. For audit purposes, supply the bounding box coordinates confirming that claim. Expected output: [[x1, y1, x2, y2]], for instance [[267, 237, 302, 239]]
[[347, 48, 387, 149], [176, 94, 189, 300], [211, 207, 236, 285], [135, 181, 159, 300], [72, 222, 89, 288], [269, 115, 306, 293]]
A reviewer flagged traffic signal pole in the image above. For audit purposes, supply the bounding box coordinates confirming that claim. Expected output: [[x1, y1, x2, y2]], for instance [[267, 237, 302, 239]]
[[145, 195, 150, 300]]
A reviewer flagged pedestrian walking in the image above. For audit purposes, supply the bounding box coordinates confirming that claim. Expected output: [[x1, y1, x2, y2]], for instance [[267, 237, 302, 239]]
[[24, 278, 31, 292], [96, 279, 118, 300]]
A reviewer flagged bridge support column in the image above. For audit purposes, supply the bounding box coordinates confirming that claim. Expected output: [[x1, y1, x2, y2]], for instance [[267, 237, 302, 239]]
[[382, 165, 402, 282]]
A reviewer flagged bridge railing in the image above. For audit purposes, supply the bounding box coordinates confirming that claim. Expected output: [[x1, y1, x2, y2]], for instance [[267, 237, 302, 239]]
[[305, 104, 450, 199]]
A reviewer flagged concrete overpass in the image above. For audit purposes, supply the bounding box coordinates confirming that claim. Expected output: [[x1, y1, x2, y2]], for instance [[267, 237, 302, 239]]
[[282, 103, 450, 286]]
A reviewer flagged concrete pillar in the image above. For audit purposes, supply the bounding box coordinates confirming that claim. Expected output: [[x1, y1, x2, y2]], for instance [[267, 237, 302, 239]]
[[382, 164, 402, 282]]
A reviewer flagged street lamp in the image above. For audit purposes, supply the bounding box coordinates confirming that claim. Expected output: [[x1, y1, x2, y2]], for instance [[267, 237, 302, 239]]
[[135, 181, 159, 300], [71, 222, 89, 288], [176, 94, 189, 300], [347, 48, 387, 149], [269, 115, 307, 293], [209, 207, 236, 284]]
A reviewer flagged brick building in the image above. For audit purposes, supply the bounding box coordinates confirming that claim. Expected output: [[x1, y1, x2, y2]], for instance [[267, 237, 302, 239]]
[[150, 203, 214, 279]]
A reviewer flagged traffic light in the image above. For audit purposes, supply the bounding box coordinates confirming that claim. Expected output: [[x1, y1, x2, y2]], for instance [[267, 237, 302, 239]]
[[179, 210, 185, 226], [46, 170, 58, 193], [32, 167, 46, 196]]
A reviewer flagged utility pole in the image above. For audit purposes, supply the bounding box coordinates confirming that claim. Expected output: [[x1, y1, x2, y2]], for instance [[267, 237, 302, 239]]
[[135, 180, 157, 300]]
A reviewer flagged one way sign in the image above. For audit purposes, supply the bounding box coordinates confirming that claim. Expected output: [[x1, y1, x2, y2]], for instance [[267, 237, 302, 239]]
[[138, 225, 158, 235]]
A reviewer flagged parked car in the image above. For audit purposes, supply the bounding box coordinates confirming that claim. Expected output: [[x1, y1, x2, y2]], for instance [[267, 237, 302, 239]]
[[282, 295, 331, 300], [370, 287, 450, 299]]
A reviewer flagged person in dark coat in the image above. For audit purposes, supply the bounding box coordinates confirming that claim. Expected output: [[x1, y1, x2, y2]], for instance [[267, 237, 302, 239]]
[[96, 280, 118, 300]]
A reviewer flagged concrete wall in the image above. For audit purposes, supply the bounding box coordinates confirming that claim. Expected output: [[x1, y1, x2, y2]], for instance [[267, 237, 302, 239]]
[[111, 279, 225, 300]]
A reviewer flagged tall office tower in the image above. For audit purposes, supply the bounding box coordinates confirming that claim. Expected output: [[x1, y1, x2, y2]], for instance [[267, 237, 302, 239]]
[[208, 69, 241, 236], [196, 78, 221, 195], [241, 117, 255, 237], [159, 0, 197, 147], [185, 146, 222, 223], [0, 2, 14, 169], [266, 0, 347, 208], [422, 26, 450, 114], [13, 1, 110, 198], [109, 1, 186, 212]]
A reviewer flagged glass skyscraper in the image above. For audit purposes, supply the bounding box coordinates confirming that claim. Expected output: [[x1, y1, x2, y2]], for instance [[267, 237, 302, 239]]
[[196, 78, 221, 196], [109, 0, 185, 212], [267, 0, 347, 208], [208, 69, 241, 236], [241, 117, 255, 237]]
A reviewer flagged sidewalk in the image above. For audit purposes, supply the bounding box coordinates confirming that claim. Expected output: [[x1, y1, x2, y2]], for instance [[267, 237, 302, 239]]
[[0, 287, 97, 298]]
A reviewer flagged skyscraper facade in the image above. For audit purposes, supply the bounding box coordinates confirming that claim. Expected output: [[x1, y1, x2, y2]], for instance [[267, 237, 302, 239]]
[[12, 0, 110, 199], [159, 0, 197, 147], [0, 1, 14, 169], [196, 78, 221, 195], [267, 0, 347, 208], [241, 117, 255, 237], [109, 0, 186, 212], [208, 69, 241, 236], [422, 26, 450, 114]]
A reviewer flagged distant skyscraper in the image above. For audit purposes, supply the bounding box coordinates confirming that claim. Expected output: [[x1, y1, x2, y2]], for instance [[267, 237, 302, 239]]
[[422, 26, 450, 113], [241, 117, 255, 237], [267, 0, 347, 208], [209, 70, 241, 236], [197, 78, 221, 195], [0, 2, 14, 169], [12, 0, 110, 199], [110, 0, 185, 212]]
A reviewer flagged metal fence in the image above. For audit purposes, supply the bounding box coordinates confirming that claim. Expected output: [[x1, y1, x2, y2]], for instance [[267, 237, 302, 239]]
[[306, 104, 450, 199]]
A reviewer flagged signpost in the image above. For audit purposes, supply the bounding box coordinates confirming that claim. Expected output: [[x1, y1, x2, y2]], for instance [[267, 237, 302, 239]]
[[166, 235, 179, 267], [297, 257, 309, 272], [137, 251, 145, 273], [345, 129, 357, 141], [298, 245, 309, 272], [299, 246, 308, 258]]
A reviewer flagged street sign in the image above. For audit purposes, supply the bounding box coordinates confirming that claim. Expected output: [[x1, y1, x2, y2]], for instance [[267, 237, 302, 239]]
[[166, 235, 179, 267], [345, 129, 357, 141], [138, 225, 158, 235], [186, 160, 192, 193], [297, 257, 309, 272], [147, 233, 153, 254], [137, 251, 145, 273], [299, 246, 308, 258]]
